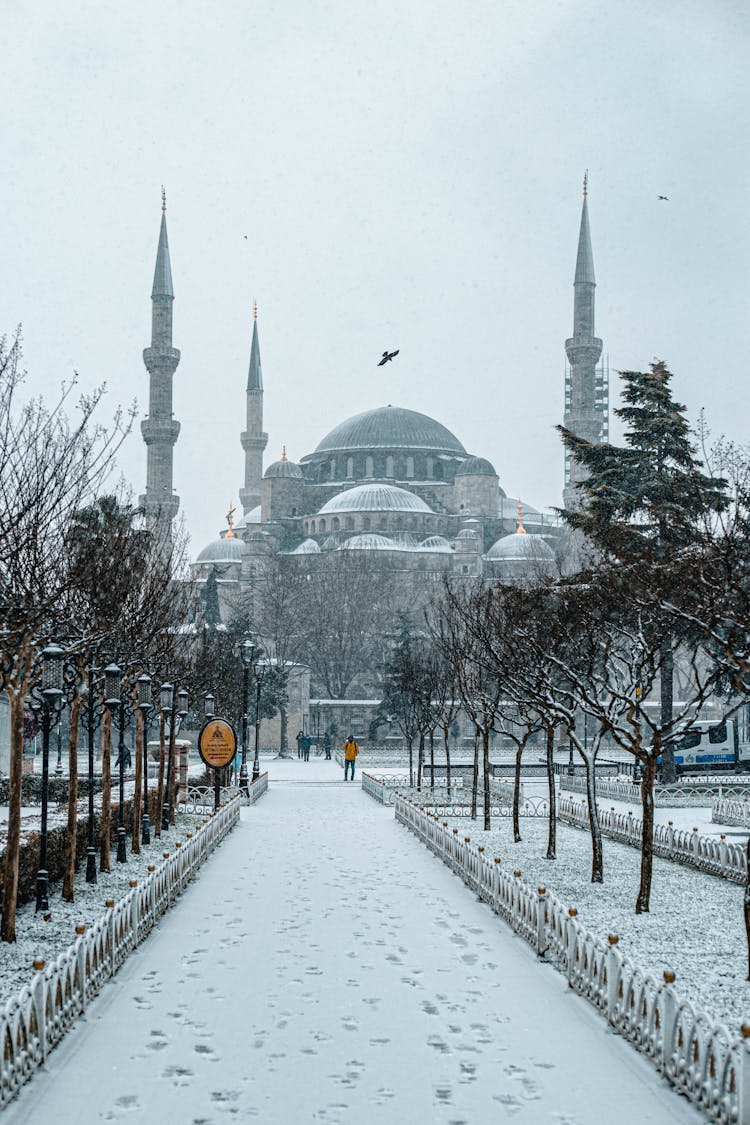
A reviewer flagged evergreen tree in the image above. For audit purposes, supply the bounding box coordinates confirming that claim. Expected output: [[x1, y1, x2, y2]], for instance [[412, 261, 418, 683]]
[[558, 360, 728, 779]]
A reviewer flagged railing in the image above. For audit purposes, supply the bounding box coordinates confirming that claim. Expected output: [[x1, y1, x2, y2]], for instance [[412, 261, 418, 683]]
[[0, 795, 241, 1109], [561, 772, 750, 807], [559, 796, 747, 885], [246, 772, 269, 804], [361, 772, 463, 805], [713, 796, 750, 828], [394, 794, 749, 1124]]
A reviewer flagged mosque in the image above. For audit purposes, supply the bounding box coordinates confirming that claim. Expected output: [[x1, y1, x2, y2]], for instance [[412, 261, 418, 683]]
[[139, 181, 608, 614]]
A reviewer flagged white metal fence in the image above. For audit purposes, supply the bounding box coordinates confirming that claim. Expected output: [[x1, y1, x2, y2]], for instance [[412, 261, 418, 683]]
[[395, 794, 749, 1124], [713, 797, 750, 829], [0, 795, 241, 1109], [561, 773, 750, 807], [177, 773, 268, 815], [559, 795, 747, 885]]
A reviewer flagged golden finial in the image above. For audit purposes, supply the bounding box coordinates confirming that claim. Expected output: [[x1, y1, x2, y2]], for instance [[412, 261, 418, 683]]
[[161, 185, 166, 213], [226, 504, 236, 538], [253, 300, 258, 321], [583, 170, 588, 199], [517, 501, 526, 535], [280, 445, 287, 462]]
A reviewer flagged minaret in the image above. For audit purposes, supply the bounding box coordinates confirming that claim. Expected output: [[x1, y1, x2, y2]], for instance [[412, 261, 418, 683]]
[[563, 173, 605, 510], [140, 190, 181, 559], [239, 301, 268, 515]]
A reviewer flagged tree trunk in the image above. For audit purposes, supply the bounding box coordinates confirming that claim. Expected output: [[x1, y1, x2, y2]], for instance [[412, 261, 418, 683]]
[[280, 705, 288, 757], [417, 731, 424, 790], [660, 636, 676, 782], [745, 836, 750, 980], [636, 754, 656, 913], [62, 694, 83, 901], [482, 728, 490, 831], [443, 725, 451, 801], [132, 709, 143, 855], [513, 742, 523, 843], [584, 756, 603, 883], [545, 725, 556, 860], [429, 729, 434, 789], [155, 711, 166, 839], [471, 728, 479, 820], [100, 709, 112, 872], [408, 737, 414, 788], [2, 691, 26, 942]]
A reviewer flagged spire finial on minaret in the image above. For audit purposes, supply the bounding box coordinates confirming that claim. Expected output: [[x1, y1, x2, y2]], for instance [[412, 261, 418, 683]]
[[253, 299, 258, 321], [516, 501, 526, 534], [280, 445, 287, 461], [161, 185, 166, 213], [226, 504, 236, 538], [583, 170, 588, 199]]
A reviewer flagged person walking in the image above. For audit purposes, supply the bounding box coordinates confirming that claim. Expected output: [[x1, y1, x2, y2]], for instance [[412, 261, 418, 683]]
[[296, 730, 304, 759], [302, 734, 311, 762], [342, 735, 359, 781], [323, 733, 332, 760]]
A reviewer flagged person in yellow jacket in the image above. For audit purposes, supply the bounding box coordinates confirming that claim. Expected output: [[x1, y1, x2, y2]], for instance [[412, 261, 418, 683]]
[[342, 735, 359, 781]]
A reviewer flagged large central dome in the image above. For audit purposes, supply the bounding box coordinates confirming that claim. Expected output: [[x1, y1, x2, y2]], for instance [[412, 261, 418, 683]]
[[311, 406, 466, 456]]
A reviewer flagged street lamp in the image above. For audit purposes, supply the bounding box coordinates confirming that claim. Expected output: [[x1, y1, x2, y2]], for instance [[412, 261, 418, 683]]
[[252, 649, 266, 783], [104, 663, 129, 864], [239, 639, 257, 796], [162, 683, 189, 830], [204, 693, 216, 719], [137, 673, 153, 844], [35, 642, 65, 913]]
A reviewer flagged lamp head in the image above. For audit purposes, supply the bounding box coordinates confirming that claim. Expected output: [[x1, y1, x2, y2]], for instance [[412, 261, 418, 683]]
[[104, 663, 122, 709]]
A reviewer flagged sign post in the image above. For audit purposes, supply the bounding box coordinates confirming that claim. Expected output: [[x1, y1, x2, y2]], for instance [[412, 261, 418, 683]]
[[197, 718, 238, 811]]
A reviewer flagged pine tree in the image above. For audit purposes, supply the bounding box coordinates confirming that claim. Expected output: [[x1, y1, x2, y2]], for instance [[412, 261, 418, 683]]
[[558, 360, 728, 780]]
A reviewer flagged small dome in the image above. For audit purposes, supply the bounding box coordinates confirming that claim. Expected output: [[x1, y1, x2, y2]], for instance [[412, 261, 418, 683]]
[[456, 456, 497, 477], [456, 527, 478, 540], [501, 496, 542, 521], [246, 529, 269, 543], [264, 458, 302, 480], [235, 504, 262, 529], [292, 538, 321, 554], [340, 534, 402, 551], [322, 536, 338, 550], [486, 531, 555, 563], [318, 483, 432, 515], [196, 536, 246, 564], [310, 405, 466, 456], [420, 535, 453, 552]]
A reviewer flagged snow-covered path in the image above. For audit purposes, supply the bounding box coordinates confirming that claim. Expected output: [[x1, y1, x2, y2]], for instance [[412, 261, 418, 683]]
[[5, 759, 701, 1124]]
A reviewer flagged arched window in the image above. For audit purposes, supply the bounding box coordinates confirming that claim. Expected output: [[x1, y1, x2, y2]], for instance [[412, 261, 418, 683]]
[[386, 455, 394, 478], [362, 515, 371, 530], [346, 457, 354, 479], [345, 516, 354, 530], [291, 507, 297, 516], [426, 457, 434, 479], [332, 517, 340, 531], [434, 460, 443, 480], [319, 518, 326, 532], [365, 455, 374, 477], [406, 456, 414, 478], [330, 459, 336, 480]]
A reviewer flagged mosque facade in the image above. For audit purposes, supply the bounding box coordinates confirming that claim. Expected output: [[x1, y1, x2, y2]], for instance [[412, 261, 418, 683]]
[[141, 183, 607, 611]]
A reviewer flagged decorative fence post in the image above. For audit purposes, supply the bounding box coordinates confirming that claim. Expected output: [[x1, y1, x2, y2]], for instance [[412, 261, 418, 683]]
[[536, 888, 548, 958], [660, 971, 677, 1077], [738, 1024, 750, 1124], [74, 926, 87, 1013], [30, 960, 47, 1063], [105, 900, 116, 976], [566, 909, 578, 987], [606, 936, 620, 1025]]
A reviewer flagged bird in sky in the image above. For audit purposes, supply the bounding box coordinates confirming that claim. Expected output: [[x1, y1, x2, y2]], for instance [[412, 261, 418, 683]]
[[657, 195, 669, 201], [243, 234, 248, 239], [378, 349, 399, 366]]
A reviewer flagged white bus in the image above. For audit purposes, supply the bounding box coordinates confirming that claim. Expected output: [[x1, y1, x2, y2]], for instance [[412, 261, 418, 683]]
[[660, 718, 745, 775]]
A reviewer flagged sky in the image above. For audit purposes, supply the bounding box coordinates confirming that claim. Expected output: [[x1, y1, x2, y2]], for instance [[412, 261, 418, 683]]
[[1, 0, 748, 557]]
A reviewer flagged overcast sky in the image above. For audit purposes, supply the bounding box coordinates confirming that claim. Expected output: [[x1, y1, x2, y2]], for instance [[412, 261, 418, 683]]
[[2, 0, 748, 556]]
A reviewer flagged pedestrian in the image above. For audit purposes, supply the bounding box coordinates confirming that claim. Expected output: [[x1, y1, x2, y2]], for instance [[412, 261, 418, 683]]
[[296, 729, 304, 759], [302, 734, 310, 762], [323, 733, 332, 760], [342, 734, 359, 781]]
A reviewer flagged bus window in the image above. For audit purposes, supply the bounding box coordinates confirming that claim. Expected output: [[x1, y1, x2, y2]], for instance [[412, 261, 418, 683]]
[[709, 721, 728, 744]]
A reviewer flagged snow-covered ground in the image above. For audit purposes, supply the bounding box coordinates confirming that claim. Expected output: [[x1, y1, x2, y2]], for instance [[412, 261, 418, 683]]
[[442, 794, 750, 1032], [4, 756, 701, 1124], [0, 815, 202, 1007]]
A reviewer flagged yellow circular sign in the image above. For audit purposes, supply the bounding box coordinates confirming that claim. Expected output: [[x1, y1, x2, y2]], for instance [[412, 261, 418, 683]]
[[198, 718, 238, 769]]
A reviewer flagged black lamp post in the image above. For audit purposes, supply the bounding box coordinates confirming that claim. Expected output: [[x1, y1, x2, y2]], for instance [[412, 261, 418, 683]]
[[85, 658, 100, 883], [137, 673, 153, 844], [104, 663, 128, 864], [239, 639, 256, 796], [252, 651, 266, 783], [35, 642, 65, 913], [161, 683, 188, 830]]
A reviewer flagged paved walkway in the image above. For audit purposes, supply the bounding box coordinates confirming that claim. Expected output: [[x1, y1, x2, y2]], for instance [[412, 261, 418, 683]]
[[6, 759, 701, 1124]]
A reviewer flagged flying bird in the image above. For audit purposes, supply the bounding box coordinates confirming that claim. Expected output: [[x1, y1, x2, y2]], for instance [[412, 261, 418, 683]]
[[657, 195, 669, 201], [378, 349, 399, 367], [243, 234, 248, 239]]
